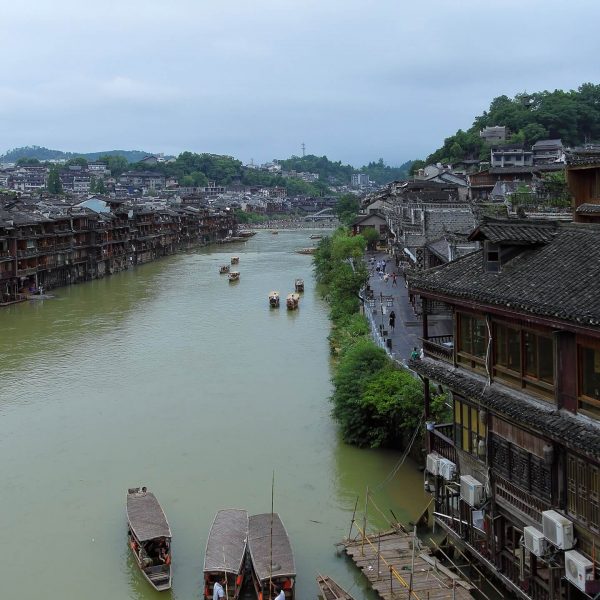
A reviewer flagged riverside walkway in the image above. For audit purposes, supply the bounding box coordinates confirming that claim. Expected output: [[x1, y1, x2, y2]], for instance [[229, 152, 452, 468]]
[[364, 251, 451, 367]]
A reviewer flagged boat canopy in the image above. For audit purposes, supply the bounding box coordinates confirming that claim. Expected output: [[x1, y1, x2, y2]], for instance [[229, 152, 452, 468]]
[[248, 513, 295, 581], [126, 491, 171, 542], [204, 509, 249, 575]]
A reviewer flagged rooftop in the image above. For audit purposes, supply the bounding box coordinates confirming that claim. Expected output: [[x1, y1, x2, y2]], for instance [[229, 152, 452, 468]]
[[409, 220, 600, 327]]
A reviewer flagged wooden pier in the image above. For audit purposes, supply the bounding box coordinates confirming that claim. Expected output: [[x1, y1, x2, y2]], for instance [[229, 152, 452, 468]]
[[340, 526, 474, 600]]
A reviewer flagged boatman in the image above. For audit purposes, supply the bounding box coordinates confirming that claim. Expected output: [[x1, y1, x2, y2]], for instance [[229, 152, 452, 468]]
[[273, 587, 285, 600], [213, 576, 225, 600]]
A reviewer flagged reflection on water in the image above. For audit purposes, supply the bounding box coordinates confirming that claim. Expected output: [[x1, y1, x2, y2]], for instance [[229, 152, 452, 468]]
[[0, 231, 427, 600]]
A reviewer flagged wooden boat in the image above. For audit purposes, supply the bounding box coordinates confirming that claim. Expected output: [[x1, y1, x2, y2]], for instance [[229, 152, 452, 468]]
[[231, 256, 240, 265], [316, 574, 355, 600], [310, 234, 322, 240], [248, 513, 295, 600], [286, 293, 299, 310], [126, 487, 172, 591], [220, 265, 230, 274], [203, 509, 248, 600], [238, 230, 256, 238], [228, 271, 240, 282], [294, 279, 304, 293], [296, 247, 316, 255], [269, 291, 280, 308], [271, 231, 279, 235]]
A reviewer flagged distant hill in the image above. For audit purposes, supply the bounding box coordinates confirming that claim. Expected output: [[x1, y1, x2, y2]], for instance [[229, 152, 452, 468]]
[[416, 82, 600, 169], [276, 154, 412, 185], [0, 146, 161, 163]]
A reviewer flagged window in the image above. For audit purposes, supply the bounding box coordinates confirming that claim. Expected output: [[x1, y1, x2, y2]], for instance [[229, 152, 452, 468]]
[[454, 397, 486, 458], [484, 242, 500, 273], [579, 344, 600, 417], [567, 454, 600, 531], [494, 323, 521, 372], [524, 332, 554, 384], [492, 323, 554, 401], [457, 313, 487, 370]]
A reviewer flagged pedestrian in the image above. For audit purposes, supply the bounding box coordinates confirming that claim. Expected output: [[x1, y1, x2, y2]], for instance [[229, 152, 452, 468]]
[[410, 346, 421, 360], [382, 260, 387, 273], [213, 577, 225, 600], [389, 310, 396, 332], [392, 272, 397, 286]]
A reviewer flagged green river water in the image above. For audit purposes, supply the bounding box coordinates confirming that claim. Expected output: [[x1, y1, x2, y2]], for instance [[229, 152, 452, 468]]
[[0, 230, 429, 600]]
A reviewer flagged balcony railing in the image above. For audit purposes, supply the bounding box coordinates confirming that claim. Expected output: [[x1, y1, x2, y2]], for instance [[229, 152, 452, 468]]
[[429, 424, 457, 464], [422, 335, 454, 363], [17, 248, 39, 258], [494, 473, 549, 525]]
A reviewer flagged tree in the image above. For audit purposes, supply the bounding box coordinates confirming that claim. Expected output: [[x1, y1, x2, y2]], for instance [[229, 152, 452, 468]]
[[361, 227, 379, 250], [334, 194, 359, 225], [16, 157, 41, 166], [331, 339, 390, 446], [47, 166, 63, 194], [409, 159, 425, 175], [65, 157, 88, 168], [90, 177, 107, 194], [99, 154, 128, 177], [521, 123, 548, 146]]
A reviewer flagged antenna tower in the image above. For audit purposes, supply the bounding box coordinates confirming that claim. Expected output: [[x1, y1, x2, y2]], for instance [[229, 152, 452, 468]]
[[301, 142, 306, 157]]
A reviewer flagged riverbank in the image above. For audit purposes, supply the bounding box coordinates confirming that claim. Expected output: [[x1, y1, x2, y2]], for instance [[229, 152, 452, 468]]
[[0, 204, 236, 304]]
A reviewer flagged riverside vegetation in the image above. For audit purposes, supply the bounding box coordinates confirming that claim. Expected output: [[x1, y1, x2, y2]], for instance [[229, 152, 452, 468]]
[[314, 229, 449, 449]]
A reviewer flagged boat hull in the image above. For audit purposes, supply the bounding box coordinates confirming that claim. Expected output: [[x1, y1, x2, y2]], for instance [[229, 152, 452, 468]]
[[248, 513, 295, 600]]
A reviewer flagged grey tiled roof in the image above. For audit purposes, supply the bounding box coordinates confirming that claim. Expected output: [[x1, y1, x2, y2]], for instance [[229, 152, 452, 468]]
[[410, 357, 600, 460], [576, 203, 600, 214], [566, 147, 600, 166], [410, 222, 600, 326], [468, 219, 557, 244]]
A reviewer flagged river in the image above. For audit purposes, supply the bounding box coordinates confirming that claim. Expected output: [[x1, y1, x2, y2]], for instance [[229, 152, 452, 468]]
[[0, 230, 429, 600]]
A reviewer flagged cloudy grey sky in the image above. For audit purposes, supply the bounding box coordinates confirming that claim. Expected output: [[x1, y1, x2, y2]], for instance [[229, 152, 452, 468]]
[[1, 0, 599, 166]]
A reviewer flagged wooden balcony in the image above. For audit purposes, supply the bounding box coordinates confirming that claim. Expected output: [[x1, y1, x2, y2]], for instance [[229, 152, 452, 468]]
[[17, 248, 39, 258], [494, 473, 550, 525], [422, 335, 454, 363], [429, 424, 458, 464]]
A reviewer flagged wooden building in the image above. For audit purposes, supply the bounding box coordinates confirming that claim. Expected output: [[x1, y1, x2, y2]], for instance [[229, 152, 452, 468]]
[[408, 218, 600, 600], [566, 148, 600, 223]]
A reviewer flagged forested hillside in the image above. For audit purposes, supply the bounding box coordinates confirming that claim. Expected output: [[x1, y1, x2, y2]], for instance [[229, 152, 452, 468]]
[[418, 83, 600, 167], [277, 155, 412, 184], [1, 146, 153, 163]]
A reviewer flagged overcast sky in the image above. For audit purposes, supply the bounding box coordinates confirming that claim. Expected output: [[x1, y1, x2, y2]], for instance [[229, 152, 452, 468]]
[[1, 0, 599, 166]]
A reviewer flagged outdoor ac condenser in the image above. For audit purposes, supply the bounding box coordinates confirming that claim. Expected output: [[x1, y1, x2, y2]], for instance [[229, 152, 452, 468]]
[[565, 550, 594, 592], [426, 453, 441, 476], [542, 510, 574, 550], [439, 458, 456, 481], [460, 475, 484, 507], [523, 526, 548, 557]]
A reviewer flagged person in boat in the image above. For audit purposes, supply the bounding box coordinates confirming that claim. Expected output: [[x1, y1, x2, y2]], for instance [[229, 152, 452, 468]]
[[273, 587, 285, 600], [158, 545, 170, 565], [213, 576, 225, 600]]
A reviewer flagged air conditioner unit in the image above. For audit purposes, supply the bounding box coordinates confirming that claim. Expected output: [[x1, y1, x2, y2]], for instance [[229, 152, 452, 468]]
[[565, 550, 594, 592], [426, 453, 441, 476], [460, 475, 484, 507], [542, 510, 574, 550], [439, 459, 456, 481], [523, 526, 548, 557]]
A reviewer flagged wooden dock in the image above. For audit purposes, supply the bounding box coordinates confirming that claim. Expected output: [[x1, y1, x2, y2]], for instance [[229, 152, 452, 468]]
[[341, 527, 474, 600]]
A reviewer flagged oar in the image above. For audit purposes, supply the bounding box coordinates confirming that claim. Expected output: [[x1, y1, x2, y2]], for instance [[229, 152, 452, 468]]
[[269, 470, 275, 600], [223, 545, 229, 599]]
